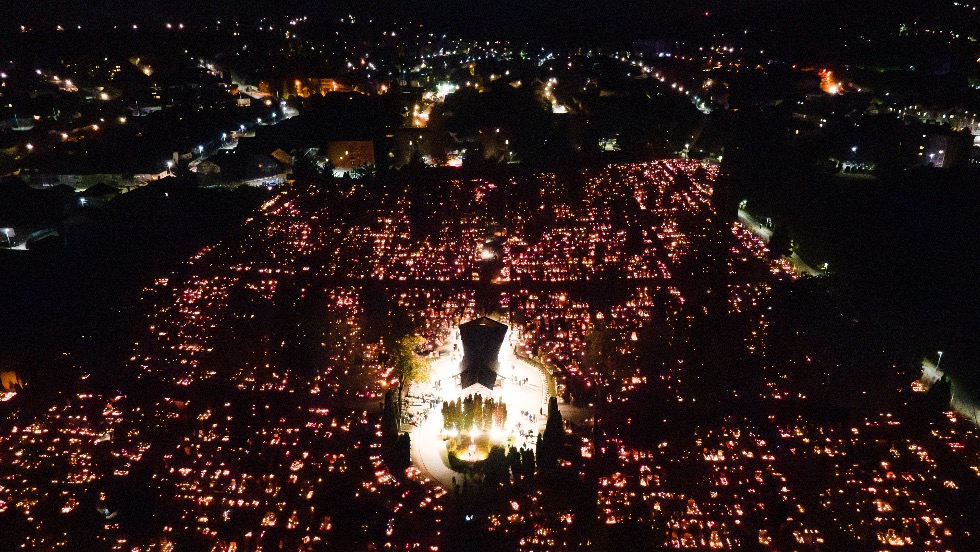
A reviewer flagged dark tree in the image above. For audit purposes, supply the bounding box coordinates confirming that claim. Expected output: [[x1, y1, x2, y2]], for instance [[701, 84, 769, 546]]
[[507, 446, 522, 481], [537, 396, 564, 471]]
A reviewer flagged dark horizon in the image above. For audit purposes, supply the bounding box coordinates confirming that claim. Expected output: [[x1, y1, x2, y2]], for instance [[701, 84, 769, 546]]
[[3, 1, 973, 46]]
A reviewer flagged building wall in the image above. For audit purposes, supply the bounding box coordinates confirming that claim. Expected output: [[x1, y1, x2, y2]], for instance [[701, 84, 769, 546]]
[[326, 141, 375, 172], [1, 371, 24, 391], [287, 78, 345, 98]]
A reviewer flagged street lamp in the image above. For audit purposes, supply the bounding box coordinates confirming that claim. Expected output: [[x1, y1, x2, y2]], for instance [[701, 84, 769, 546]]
[[936, 351, 944, 371]]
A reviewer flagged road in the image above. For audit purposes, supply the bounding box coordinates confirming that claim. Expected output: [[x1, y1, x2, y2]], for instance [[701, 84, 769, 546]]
[[737, 208, 773, 242], [738, 208, 822, 277]]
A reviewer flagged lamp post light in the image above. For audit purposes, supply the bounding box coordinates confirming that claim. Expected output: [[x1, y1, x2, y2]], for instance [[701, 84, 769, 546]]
[[936, 351, 944, 371]]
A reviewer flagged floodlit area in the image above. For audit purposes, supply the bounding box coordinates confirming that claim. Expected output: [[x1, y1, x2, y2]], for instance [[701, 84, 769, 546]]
[[407, 325, 551, 485]]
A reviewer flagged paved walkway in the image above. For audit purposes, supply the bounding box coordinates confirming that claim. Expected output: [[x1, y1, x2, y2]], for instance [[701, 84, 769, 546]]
[[738, 208, 823, 277], [410, 413, 456, 488], [407, 327, 552, 487]]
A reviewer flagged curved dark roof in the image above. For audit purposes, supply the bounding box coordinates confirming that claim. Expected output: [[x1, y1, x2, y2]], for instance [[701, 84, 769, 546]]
[[458, 317, 507, 390]]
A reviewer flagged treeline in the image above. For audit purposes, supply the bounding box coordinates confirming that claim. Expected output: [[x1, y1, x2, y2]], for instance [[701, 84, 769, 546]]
[[441, 394, 507, 432]]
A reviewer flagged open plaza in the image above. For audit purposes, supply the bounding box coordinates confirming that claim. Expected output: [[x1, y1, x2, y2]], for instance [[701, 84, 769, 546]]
[[406, 319, 553, 487]]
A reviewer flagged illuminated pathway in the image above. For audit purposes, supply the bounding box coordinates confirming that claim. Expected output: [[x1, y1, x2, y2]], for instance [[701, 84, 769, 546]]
[[411, 414, 456, 488], [739, 208, 822, 276], [408, 327, 552, 486]]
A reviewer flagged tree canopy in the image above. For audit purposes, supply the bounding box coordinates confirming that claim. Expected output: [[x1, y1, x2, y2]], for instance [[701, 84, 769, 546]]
[[388, 335, 431, 392]]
